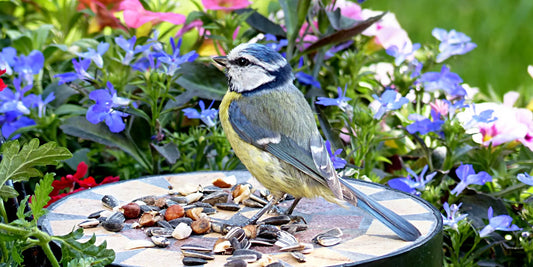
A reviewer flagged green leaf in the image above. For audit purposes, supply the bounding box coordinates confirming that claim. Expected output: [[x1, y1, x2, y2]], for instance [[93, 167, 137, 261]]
[[235, 8, 286, 38], [55, 229, 115, 266], [0, 186, 19, 199], [152, 143, 180, 164], [16, 196, 30, 221], [304, 12, 387, 53], [29, 173, 54, 222], [326, 8, 359, 30], [55, 104, 87, 116], [64, 148, 91, 171], [59, 116, 151, 171], [176, 62, 227, 100], [0, 139, 71, 199]]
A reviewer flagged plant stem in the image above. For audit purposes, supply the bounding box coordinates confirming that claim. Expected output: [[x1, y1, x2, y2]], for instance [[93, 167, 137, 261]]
[[0, 201, 8, 223]]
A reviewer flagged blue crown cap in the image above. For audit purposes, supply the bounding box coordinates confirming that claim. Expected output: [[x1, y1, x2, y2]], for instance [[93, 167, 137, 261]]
[[241, 43, 285, 64]]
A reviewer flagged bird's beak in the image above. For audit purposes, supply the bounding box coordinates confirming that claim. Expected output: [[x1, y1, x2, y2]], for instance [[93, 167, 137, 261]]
[[213, 56, 228, 68]]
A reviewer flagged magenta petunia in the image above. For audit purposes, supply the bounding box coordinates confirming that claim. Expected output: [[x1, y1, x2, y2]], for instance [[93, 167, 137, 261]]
[[201, 0, 251, 11]]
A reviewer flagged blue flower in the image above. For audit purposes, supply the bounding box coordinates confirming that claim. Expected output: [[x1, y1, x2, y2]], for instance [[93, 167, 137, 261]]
[[450, 163, 492, 196], [517, 172, 533, 186], [157, 38, 198, 76], [386, 42, 421, 66], [418, 65, 464, 97], [86, 81, 133, 133], [13, 50, 44, 86], [295, 57, 320, 88], [316, 85, 351, 110], [442, 202, 468, 231], [0, 77, 34, 115], [0, 47, 17, 75], [325, 140, 347, 169], [25, 92, 55, 117], [54, 58, 94, 85], [408, 58, 423, 78], [388, 165, 436, 195], [183, 100, 218, 127], [76, 42, 109, 68], [325, 41, 354, 59], [432, 28, 477, 63], [0, 113, 35, 140], [115, 35, 152, 65], [264, 34, 288, 52], [479, 206, 521, 238], [406, 111, 444, 135], [372, 90, 409, 119]]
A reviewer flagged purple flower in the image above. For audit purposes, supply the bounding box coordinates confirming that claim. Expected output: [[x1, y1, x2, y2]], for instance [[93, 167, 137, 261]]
[[295, 57, 320, 88], [13, 50, 44, 86], [450, 163, 492, 196], [325, 140, 346, 169], [442, 202, 468, 231], [418, 65, 464, 97], [479, 206, 521, 238], [325, 41, 354, 59], [316, 86, 351, 110], [388, 165, 436, 195], [54, 58, 94, 85], [372, 90, 409, 119], [183, 100, 218, 127], [76, 42, 109, 68], [517, 173, 533, 186], [86, 81, 133, 133], [0, 113, 35, 139], [386, 42, 421, 66], [432, 28, 477, 63], [0, 47, 17, 75], [406, 111, 444, 135], [264, 34, 288, 52], [115, 35, 152, 65], [157, 38, 198, 76]]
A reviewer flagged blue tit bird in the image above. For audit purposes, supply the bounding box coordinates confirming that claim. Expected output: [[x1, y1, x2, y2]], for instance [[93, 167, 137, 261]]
[[214, 43, 421, 241]]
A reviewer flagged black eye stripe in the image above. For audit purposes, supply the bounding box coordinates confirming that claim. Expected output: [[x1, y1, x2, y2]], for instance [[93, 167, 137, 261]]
[[231, 57, 251, 67]]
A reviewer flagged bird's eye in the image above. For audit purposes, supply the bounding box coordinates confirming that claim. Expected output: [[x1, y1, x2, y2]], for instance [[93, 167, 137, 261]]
[[236, 57, 250, 67]]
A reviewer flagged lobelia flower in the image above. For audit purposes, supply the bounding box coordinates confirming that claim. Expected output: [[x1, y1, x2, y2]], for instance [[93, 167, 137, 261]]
[[86, 81, 134, 133], [264, 34, 288, 52], [119, 0, 186, 28], [479, 206, 521, 238], [388, 165, 436, 195], [386, 42, 421, 66], [157, 38, 199, 76], [325, 140, 347, 169], [450, 163, 492, 196], [442, 202, 468, 231], [202, 0, 251, 11], [371, 89, 409, 119], [45, 161, 119, 207], [517, 172, 533, 186], [0, 113, 35, 140], [13, 50, 45, 86], [0, 69, 6, 91], [408, 58, 423, 78], [0, 77, 34, 115], [54, 58, 94, 84], [418, 65, 465, 97], [406, 110, 444, 135], [0, 47, 17, 75], [76, 42, 110, 68], [25, 92, 55, 118], [432, 28, 477, 63], [115, 35, 152, 65], [316, 85, 352, 111], [295, 57, 320, 88], [183, 100, 218, 127]]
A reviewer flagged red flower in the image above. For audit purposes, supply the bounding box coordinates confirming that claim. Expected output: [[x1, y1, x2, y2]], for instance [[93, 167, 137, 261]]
[[0, 69, 6, 91], [45, 162, 120, 207]]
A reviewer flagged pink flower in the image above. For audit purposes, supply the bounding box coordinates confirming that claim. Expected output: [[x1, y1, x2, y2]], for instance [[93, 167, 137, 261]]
[[202, 0, 250, 11], [119, 0, 186, 28], [430, 99, 449, 117], [362, 10, 412, 50]]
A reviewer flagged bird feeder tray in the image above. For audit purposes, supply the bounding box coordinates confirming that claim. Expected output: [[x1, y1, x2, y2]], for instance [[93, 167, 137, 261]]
[[40, 170, 443, 266]]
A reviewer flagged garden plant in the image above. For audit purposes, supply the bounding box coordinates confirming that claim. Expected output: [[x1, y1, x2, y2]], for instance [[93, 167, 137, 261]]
[[0, 0, 532, 266]]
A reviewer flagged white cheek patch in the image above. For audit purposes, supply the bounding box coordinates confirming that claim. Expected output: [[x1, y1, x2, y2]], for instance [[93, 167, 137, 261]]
[[229, 66, 275, 92]]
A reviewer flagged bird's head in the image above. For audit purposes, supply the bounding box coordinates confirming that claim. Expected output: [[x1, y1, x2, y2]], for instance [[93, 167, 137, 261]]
[[213, 43, 293, 94]]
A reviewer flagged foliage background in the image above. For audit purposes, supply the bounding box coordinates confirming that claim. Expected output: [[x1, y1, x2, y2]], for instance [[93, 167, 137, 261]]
[[366, 0, 533, 101]]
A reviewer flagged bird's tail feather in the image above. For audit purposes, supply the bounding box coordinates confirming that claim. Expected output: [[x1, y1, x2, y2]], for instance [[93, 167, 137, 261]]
[[339, 178, 421, 241]]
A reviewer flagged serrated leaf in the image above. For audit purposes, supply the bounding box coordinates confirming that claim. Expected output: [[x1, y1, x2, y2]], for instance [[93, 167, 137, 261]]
[[59, 116, 150, 171], [16, 196, 30, 221], [152, 143, 180, 164], [304, 12, 386, 53], [55, 229, 115, 266], [29, 173, 54, 222], [0, 139, 71, 198], [176, 62, 227, 100], [0, 186, 19, 199], [235, 8, 286, 38]]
